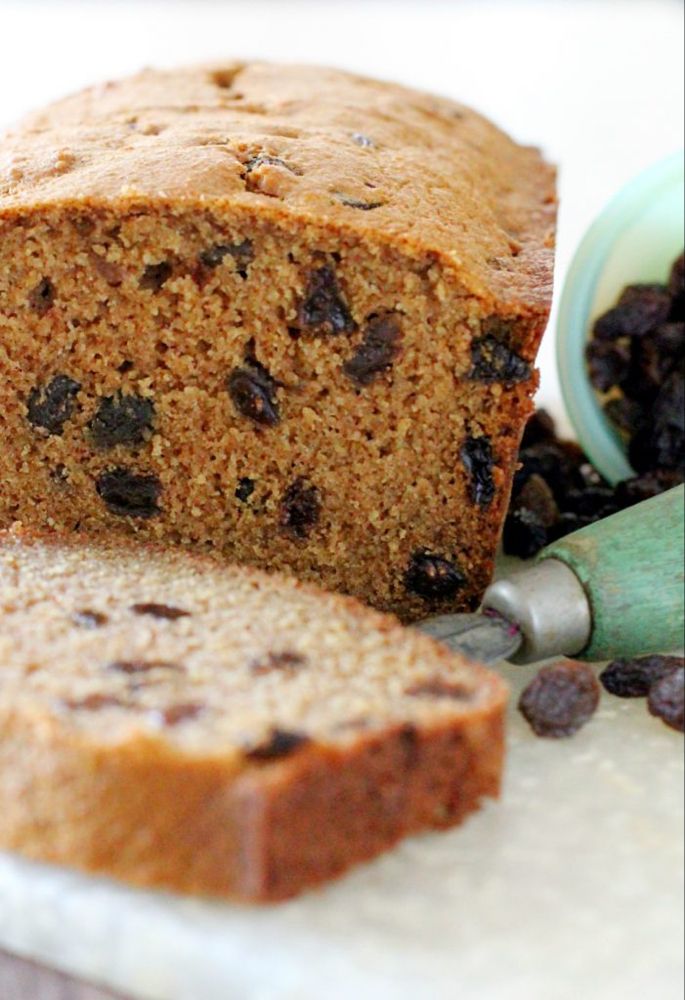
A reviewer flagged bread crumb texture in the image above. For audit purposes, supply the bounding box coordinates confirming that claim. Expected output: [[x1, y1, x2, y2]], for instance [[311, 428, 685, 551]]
[[0, 62, 557, 619]]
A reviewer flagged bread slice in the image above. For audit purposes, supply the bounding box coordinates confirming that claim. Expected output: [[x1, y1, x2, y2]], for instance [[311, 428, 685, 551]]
[[0, 61, 556, 621], [0, 526, 506, 901]]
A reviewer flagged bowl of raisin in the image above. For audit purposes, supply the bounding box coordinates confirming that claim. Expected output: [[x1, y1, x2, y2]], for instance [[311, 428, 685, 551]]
[[557, 151, 684, 485]]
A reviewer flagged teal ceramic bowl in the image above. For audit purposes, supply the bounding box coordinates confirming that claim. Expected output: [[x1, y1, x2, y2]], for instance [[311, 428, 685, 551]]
[[557, 152, 684, 484]]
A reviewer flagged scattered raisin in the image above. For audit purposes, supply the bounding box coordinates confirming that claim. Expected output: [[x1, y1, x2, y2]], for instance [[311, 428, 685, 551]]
[[648, 668, 684, 732], [63, 694, 126, 711], [600, 655, 683, 698], [139, 262, 172, 291], [521, 408, 557, 448], [280, 478, 321, 538], [235, 477, 256, 502], [511, 474, 559, 528], [564, 485, 618, 519], [108, 660, 184, 674], [130, 603, 190, 620], [28, 277, 56, 314], [89, 393, 155, 449], [335, 194, 384, 210], [150, 703, 205, 727], [96, 469, 162, 518], [406, 677, 474, 700], [250, 651, 307, 675], [614, 471, 682, 508], [404, 551, 466, 601], [461, 435, 495, 507], [72, 610, 108, 629], [199, 239, 254, 271], [245, 728, 310, 760], [502, 508, 548, 558], [227, 360, 280, 426], [343, 313, 402, 385], [27, 375, 81, 436], [518, 661, 600, 738], [468, 334, 531, 384], [297, 265, 355, 335]]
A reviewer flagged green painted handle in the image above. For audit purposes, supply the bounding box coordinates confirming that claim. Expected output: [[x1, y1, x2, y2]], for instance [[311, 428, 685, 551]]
[[540, 485, 684, 661]]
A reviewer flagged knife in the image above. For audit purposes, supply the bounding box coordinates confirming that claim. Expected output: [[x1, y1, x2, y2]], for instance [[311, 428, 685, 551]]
[[417, 485, 684, 665]]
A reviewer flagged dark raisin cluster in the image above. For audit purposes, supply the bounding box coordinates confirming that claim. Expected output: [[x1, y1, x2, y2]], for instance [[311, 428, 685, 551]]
[[586, 252, 684, 477], [600, 655, 684, 732], [502, 400, 684, 559]]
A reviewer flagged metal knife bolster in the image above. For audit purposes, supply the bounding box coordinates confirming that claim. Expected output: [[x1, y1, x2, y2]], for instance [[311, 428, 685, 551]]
[[482, 558, 592, 664]]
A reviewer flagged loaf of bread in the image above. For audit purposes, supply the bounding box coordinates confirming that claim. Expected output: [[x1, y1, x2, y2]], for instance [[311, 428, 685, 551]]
[[0, 526, 506, 901], [0, 62, 556, 620]]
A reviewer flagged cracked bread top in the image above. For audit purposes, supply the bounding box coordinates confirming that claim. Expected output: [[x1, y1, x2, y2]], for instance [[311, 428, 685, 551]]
[[0, 61, 556, 309]]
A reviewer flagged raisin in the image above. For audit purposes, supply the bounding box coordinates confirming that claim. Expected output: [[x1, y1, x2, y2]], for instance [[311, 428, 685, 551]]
[[199, 239, 254, 272], [468, 334, 531, 384], [139, 262, 172, 291], [245, 728, 310, 760], [297, 265, 355, 335], [72, 610, 108, 628], [461, 435, 495, 507], [668, 252, 684, 318], [108, 660, 184, 674], [603, 396, 645, 435], [629, 371, 685, 473], [564, 485, 618, 519], [130, 603, 190, 620], [250, 651, 306, 675], [404, 551, 466, 601], [622, 323, 684, 401], [592, 284, 671, 340], [150, 703, 205, 727], [63, 694, 127, 711], [512, 442, 586, 504], [586, 338, 630, 392], [600, 655, 683, 698], [244, 154, 293, 174], [27, 375, 81, 436], [614, 471, 681, 509], [227, 361, 280, 426], [502, 508, 548, 558], [518, 661, 600, 738], [548, 511, 597, 542], [648, 668, 684, 732], [96, 469, 162, 518], [343, 313, 402, 385], [521, 408, 557, 448], [28, 277, 56, 314], [405, 677, 474, 700], [335, 194, 384, 210], [351, 132, 375, 148], [89, 393, 155, 449], [511, 474, 559, 528], [235, 477, 255, 502], [280, 478, 321, 538]]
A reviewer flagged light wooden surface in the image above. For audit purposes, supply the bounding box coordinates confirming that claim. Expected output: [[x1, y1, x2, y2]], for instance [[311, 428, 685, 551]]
[[0, 949, 124, 1000]]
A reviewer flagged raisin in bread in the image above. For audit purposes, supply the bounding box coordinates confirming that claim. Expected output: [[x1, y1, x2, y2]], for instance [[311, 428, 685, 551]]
[[0, 62, 556, 620], [0, 526, 506, 901]]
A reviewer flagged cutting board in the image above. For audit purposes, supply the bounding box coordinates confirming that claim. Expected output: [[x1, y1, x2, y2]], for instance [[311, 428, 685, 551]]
[[0, 659, 682, 1000]]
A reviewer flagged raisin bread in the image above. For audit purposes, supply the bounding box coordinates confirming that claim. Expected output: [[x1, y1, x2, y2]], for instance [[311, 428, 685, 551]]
[[0, 526, 506, 901], [0, 62, 556, 620]]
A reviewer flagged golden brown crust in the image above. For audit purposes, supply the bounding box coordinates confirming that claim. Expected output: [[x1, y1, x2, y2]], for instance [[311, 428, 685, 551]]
[[0, 526, 506, 901], [0, 62, 556, 308]]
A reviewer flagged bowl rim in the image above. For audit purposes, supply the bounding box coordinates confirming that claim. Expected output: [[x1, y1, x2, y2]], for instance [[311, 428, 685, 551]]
[[556, 150, 684, 485]]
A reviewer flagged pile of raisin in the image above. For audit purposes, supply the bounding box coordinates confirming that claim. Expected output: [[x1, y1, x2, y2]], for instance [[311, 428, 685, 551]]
[[600, 655, 684, 733], [503, 252, 684, 559], [587, 252, 684, 474]]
